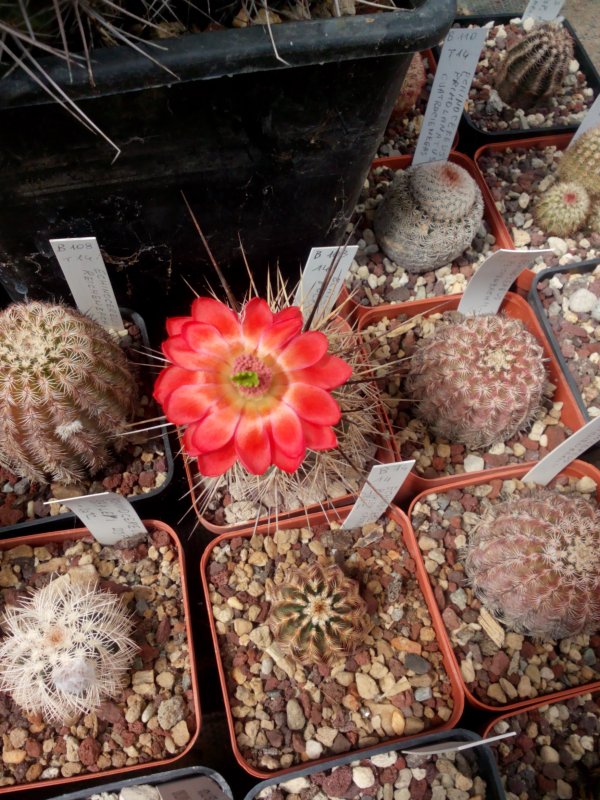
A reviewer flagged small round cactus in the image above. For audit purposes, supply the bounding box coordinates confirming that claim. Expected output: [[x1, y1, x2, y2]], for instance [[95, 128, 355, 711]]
[[0, 575, 137, 722], [405, 313, 547, 450], [373, 161, 484, 273], [266, 562, 372, 666], [465, 490, 600, 639], [391, 52, 427, 119], [557, 124, 600, 197], [494, 22, 574, 111], [0, 301, 136, 484], [534, 181, 591, 237]]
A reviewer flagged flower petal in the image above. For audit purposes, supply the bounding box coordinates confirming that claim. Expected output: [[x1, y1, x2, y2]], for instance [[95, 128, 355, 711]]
[[234, 413, 271, 475], [163, 385, 217, 424], [284, 384, 342, 425], [270, 403, 305, 457], [166, 317, 190, 336], [303, 420, 338, 451], [181, 322, 230, 358], [163, 336, 223, 371], [191, 297, 240, 339], [270, 439, 304, 473], [279, 331, 329, 371], [258, 308, 303, 355], [154, 366, 199, 405], [242, 298, 273, 348], [196, 441, 237, 477], [189, 405, 241, 454], [292, 355, 353, 389]]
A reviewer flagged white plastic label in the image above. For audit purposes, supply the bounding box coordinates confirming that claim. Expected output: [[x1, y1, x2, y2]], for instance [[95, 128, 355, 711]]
[[342, 461, 415, 530], [50, 236, 124, 330], [294, 245, 358, 324], [570, 93, 600, 144], [522, 416, 600, 485], [402, 731, 516, 756], [457, 249, 553, 315], [159, 776, 231, 800], [45, 491, 147, 545], [413, 26, 488, 166], [522, 0, 564, 21]]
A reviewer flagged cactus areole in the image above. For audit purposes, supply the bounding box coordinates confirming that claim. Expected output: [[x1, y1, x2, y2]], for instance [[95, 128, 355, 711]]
[[154, 297, 352, 477]]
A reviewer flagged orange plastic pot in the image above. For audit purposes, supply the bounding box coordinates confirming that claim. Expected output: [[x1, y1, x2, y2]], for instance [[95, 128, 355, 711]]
[[357, 290, 587, 506], [407, 460, 600, 714], [200, 504, 465, 779], [0, 520, 201, 795], [474, 133, 573, 299], [339, 150, 513, 325]]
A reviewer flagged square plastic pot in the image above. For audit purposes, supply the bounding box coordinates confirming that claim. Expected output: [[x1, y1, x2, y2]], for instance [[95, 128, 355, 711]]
[[200, 504, 464, 779], [406, 459, 600, 714], [0, 520, 201, 795], [356, 290, 586, 505]]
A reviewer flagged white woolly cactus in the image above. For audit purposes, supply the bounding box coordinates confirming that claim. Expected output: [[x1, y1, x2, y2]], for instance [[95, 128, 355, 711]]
[[373, 161, 484, 273], [0, 575, 137, 723]]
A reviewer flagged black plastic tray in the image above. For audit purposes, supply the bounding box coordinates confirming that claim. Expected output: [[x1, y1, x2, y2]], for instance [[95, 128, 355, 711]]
[[242, 729, 506, 800], [50, 765, 233, 800], [529, 259, 600, 422], [0, 305, 174, 536], [450, 13, 600, 154]]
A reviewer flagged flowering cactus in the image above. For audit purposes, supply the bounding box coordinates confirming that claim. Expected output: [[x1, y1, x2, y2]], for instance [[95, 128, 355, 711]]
[[0, 576, 137, 722], [465, 490, 600, 639], [154, 297, 352, 477], [266, 562, 372, 666]]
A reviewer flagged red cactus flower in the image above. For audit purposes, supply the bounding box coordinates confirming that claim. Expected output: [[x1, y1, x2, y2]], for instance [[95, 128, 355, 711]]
[[154, 297, 352, 476]]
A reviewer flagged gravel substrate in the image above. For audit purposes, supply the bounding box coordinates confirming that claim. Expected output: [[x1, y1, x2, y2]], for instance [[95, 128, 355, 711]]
[[491, 692, 600, 800], [207, 518, 457, 772], [0, 318, 170, 528], [535, 265, 600, 417], [361, 311, 573, 479], [463, 18, 595, 134], [410, 475, 600, 708], [254, 747, 487, 799], [0, 527, 196, 788], [478, 144, 600, 271], [345, 165, 496, 309]]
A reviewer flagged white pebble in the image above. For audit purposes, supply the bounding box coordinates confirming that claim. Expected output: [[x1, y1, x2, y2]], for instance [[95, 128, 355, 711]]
[[370, 752, 397, 768], [280, 777, 310, 793], [569, 288, 597, 313], [548, 237, 569, 257], [522, 16, 535, 32], [352, 766, 375, 789], [568, 59, 579, 74], [463, 454, 485, 473], [305, 739, 323, 759]]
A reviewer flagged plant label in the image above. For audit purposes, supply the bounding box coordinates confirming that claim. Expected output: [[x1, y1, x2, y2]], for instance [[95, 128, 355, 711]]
[[50, 236, 124, 331], [457, 248, 553, 315], [401, 731, 516, 756], [522, 0, 564, 21], [570, 92, 600, 144], [45, 491, 147, 545], [342, 460, 415, 529], [413, 26, 488, 166], [295, 245, 358, 324], [159, 776, 231, 800], [523, 415, 600, 485]]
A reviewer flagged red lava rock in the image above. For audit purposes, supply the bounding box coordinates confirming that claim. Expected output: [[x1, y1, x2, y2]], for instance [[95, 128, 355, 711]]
[[322, 765, 352, 796], [79, 737, 102, 767], [545, 425, 567, 450], [155, 617, 171, 644], [24, 739, 41, 758], [489, 650, 510, 678], [442, 607, 461, 630], [97, 701, 125, 724], [410, 778, 429, 800], [138, 470, 156, 488], [152, 529, 171, 547]]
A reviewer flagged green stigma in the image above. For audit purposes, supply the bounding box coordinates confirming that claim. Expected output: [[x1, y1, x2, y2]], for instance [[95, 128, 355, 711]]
[[232, 370, 260, 388]]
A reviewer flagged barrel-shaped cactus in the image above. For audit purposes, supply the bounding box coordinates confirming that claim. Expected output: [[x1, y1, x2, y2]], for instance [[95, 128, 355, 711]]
[[534, 180, 591, 237], [0, 301, 136, 484], [465, 490, 600, 639], [405, 313, 547, 450], [494, 22, 574, 111], [373, 161, 484, 273], [391, 52, 427, 118], [557, 124, 600, 197]]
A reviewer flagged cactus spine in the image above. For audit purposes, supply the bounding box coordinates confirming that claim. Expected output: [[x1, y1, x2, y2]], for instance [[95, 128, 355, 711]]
[[534, 181, 591, 237]]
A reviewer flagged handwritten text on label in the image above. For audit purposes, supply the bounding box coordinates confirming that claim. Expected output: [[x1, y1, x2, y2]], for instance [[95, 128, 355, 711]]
[[523, 416, 600, 485], [48, 491, 147, 545], [294, 246, 358, 324], [522, 0, 564, 21], [342, 461, 415, 530]]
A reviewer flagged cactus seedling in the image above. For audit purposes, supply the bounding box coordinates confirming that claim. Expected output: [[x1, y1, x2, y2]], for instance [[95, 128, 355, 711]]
[[465, 490, 600, 639], [405, 313, 547, 450], [557, 124, 600, 197], [494, 22, 575, 111], [266, 562, 372, 666], [373, 161, 484, 273], [0, 301, 136, 485], [534, 181, 591, 237]]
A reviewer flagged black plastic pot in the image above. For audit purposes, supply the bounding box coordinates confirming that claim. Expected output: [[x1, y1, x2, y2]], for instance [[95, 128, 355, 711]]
[[242, 729, 505, 800], [450, 13, 600, 156], [0, 2, 455, 330], [0, 305, 174, 536]]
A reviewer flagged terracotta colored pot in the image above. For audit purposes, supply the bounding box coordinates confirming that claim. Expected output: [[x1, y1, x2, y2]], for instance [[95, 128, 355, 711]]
[[406, 460, 600, 714], [200, 504, 464, 779], [357, 290, 586, 506], [0, 521, 201, 795]]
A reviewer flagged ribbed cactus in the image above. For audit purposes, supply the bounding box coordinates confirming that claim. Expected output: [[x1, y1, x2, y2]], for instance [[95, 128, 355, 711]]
[[405, 314, 547, 450], [391, 52, 427, 118], [373, 161, 484, 273], [266, 562, 372, 666], [465, 490, 600, 639], [534, 181, 591, 237], [0, 301, 136, 484], [557, 124, 600, 197], [494, 22, 574, 111]]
